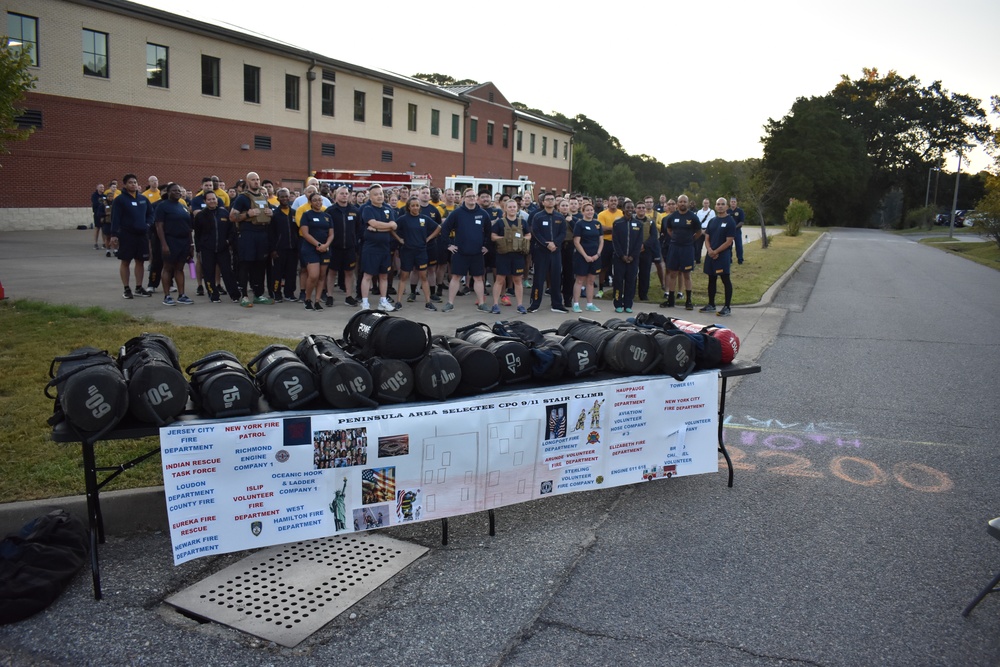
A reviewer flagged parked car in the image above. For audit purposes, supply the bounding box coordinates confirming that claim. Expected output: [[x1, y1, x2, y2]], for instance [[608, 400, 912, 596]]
[[935, 210, 970, 226]]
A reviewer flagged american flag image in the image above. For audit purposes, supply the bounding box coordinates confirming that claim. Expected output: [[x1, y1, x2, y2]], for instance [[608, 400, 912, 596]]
[[361, 467, 395, 504]]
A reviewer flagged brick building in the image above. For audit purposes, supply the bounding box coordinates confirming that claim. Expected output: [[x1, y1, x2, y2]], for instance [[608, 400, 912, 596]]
[[2, 0, 573, 230]]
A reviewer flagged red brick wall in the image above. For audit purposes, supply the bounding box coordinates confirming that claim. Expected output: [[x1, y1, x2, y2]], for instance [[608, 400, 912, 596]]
[[464, 94, 517, 179], [7, 93, 464, 207]]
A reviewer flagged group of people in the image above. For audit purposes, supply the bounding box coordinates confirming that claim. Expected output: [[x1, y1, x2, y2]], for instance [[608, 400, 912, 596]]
[[94, 170, 745, 316]]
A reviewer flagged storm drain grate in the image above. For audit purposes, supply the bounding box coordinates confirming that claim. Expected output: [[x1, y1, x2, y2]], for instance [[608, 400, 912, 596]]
[[165, 534, 427, 647]]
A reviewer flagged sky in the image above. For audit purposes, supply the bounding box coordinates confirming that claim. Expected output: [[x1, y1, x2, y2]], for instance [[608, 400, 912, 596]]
[[147, 0, 998, 174]]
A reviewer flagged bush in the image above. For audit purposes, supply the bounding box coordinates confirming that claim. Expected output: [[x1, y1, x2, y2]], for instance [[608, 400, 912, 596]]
[[905, 205, 937, 230], [784, 199, 813, 237]]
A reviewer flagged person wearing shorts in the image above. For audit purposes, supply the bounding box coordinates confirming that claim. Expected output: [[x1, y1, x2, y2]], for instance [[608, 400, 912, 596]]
[[299, 192, 334, 311], [358, 185, 397, 312], [392, 197, 441, 311], [109, 173, 154, 299], [154, 182, 195, 305], [700, 197, 736, 316], [490, 199, 531, 314], [661, 194, 702, 310], [441, 188, 490, 312], [571, 202, 603, 313]]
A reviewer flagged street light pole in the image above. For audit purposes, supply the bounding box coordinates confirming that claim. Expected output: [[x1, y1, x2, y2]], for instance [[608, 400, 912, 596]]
[[924, 166, 939, 208], [948, 153, 962, 239]]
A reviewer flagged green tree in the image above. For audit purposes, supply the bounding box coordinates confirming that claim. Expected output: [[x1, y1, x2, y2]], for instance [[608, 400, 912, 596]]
[[412, 73, 478, 87], [733, 159, 780, 248], [762, 96, 871, 225], [0, 36, 37, 159], [605, 163, 640, 201]]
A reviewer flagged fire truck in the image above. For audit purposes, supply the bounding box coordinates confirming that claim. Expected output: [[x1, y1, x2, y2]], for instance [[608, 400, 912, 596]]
[[312, 169, 432, 191]]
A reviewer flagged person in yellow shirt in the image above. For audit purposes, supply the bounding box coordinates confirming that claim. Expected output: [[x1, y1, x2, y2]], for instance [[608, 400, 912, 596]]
[[596, 195, 621, 297], [211, 175, 230, 207], [142, 176, 161, 203]]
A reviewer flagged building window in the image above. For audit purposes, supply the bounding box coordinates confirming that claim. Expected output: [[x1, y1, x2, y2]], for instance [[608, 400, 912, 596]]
[[354, 90, 365, 122], [146, 43, 168, 88], [285, 74, 300, 110], [243, 64, 260, 103], [470, 118, 478, 143], [487, 122, 494, 146], [382, 96, 392, 127], [201, 55, 220, 97], [553, 139, 558, 159], [82, 29, 108, 78], [542, 136, 547, 156], [502, 125, 509, 149], [431, 109, 440, 136], [516, 130, 522, 151], [407, 103, 417, 132], [564, 142, 568, 160], [530, 133, 536, 154], [8, 13, 39, 66], [451, 114, 460, 139], [321, 82, 335, 116]]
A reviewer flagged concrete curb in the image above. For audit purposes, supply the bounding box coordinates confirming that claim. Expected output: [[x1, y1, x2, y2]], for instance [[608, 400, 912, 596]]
[[746, 231, 827, 309]]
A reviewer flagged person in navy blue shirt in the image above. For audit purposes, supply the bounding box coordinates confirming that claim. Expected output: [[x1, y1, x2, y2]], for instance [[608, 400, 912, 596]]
[[611, 200, 643, 313], [193, 191, 239, 303], [728, 196, 746, 264], [441, 188, 491, 312], [299, 191, 335, 311], [571, 202, 603, 313], [701, 197, 737, 316], [358, 184, 398, 312], [527, 192, 568, 313], [110, 173, 154, 299], [268, 188, 299, 303], [661, 195, 702, 310], [392, 197, 441, 311], [327, 186, 361, 307], [154, 182, 195, 305]]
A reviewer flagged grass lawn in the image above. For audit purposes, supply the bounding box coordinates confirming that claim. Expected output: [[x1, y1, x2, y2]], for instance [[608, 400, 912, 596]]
[[1, 228, 821, 503], [0, 300, 296, 503], [918, 237, 1000, 271]]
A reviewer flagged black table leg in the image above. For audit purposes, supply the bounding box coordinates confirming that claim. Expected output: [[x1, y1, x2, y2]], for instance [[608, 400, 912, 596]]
[[80, 441, 103, 600], [718, 375, 734, 488]]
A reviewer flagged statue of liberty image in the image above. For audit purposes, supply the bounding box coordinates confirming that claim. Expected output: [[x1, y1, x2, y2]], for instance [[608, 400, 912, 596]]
[[330, 477, 348, 531]]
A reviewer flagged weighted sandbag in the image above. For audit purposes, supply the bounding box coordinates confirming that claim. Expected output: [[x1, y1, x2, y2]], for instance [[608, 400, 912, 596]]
[[557, 319, 660, 375], [118, 333, 189, 424], [455, 322, 531, 385], [295, 335, 376, 409], [437, 336, 500, 395], [343, 310, 431, 362], [45, 347, 128, 438], [186, 351, 259, 418], [365, 357, 414, 404], [541, 333, 599, 378], [602, 320, 694, 381], [411, 344, 462, 400], [248, 344, 319, 411]]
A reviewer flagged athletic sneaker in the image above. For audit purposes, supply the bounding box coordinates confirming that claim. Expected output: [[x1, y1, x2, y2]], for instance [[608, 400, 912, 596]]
[[500, 295, 512, 307], [94, 243, 99, 250], [253, 295, 274, 305], [585, 303, 601, 312], [361, 300, 371, 310], [406, 293, 417, 303], [122, 286, 133, 299], [326, 295, 334, 308], [685, 302, 694, 311], [430, 294, 442, 303], [551, 306, 568, 314], [106, 250, 112, 257], [378, 299, 392, 312], [517, 305, 527, 314], [133, 286, 153, 297], [176, 294, 194, 305], [163, 295, 177, 306], [345, 296, 358, 307], [625, 308, 633, 314], [615, 307, 624, 313], [285, 295, 299, 303], [442, 303, 454, 312], [718, 306, 732, 316], [299, 290, 306, 302], [660, 295, 675, 308], [699, 304, 717, 313], [240, 296, 253, 308], [387, 286, 397, 295], [526, 306, 539, 313], [196, 285, 205, 297], [572, 303, 582, 313], [273, 295, 284, 303], [304, 299, 314, 310], [210, 295, 221, 303], [477, 303, 491, 312], [314, 300, 323, 311], [217, 287, 227, 296], [491, 304, 501, 314], [425, 302, 438, 311], [596, 290, 604, 298]]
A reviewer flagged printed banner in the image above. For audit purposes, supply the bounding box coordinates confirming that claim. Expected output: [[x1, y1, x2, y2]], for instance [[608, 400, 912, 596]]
[[160, 372, 719, 564]]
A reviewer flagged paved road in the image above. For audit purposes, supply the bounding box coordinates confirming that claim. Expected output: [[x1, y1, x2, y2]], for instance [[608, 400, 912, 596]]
[[1, 228, 999, 665]]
